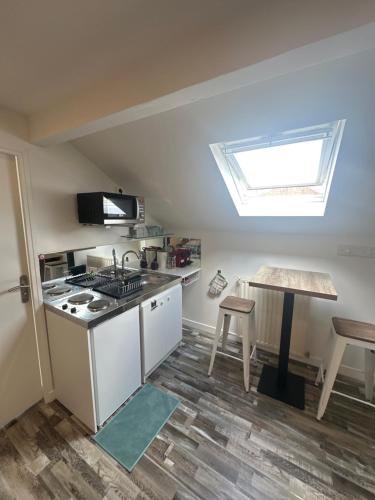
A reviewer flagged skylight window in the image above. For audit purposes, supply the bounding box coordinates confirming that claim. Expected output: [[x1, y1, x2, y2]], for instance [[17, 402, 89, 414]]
[[210, 120, 345, 216]]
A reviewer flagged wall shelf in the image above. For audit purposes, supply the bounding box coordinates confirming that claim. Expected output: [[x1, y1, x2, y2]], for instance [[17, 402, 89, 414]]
[[121, 233, 174, 241], [181, 270, 201, 287]]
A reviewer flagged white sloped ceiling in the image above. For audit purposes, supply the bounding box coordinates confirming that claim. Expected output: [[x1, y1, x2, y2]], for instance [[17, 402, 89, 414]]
[[73, 49, 375, 236]]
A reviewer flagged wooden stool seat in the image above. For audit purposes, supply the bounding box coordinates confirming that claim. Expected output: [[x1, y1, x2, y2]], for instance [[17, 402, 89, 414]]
[[317, 317, 375, 420], [220, 296, 255, 314], [208, 295, 256, 392], [332, 317, 375, 344]]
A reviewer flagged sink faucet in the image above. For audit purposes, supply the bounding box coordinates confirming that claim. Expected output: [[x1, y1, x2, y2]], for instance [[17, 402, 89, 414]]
[[121, 250, 140, 270]]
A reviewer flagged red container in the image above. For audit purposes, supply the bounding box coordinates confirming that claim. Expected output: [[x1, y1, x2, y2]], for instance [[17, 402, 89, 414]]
[[175, 248, 191, 267]]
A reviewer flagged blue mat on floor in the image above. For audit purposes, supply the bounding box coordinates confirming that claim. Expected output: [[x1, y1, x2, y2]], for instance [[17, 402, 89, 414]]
[[93, 384, 179, 471]]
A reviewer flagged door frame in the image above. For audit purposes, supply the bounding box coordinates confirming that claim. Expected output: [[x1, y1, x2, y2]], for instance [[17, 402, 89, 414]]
[[0, 145, 54, 404]]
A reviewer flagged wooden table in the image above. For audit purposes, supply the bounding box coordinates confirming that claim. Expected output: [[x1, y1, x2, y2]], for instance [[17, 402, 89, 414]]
[[248, 266, 338, 409]]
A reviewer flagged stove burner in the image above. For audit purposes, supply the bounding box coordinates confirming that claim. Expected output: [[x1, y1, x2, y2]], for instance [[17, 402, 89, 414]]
[[42, 283, 56, 290], [47, 285, 72, 296], [68, 293, 94, 305], [87, 299, 110, 312]]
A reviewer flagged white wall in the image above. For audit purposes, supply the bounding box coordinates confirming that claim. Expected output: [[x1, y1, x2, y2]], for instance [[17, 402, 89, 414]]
[[74, 242, 139, 268], [74, 49, 375, 236], [73, 50, 375, 378], [26, 143, 134, 255], [0, 107, 29, 140], [179, 230, 375, 379], [0, 115, 136, 402]]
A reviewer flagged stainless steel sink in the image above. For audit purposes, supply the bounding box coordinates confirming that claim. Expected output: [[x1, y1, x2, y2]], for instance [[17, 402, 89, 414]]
[[139, 273, 170, 286]]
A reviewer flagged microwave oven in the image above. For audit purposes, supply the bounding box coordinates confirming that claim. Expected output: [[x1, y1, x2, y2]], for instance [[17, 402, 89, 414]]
[[77, 192, 145, 226]]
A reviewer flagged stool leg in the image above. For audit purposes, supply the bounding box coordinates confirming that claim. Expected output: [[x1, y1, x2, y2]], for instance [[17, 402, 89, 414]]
[[365, 350, 375, 402], [208, 309, 224, 376], [222, 313, 231, 351], [248, 310, 257, 361], [315, 327, 334, 386], [315, 363, 323, 386], [317, 336, 346, 420], [242, 317, 250, 392]]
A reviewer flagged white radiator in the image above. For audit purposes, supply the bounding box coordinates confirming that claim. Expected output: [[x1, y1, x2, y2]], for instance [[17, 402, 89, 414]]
[[238, 279, 311, 359]]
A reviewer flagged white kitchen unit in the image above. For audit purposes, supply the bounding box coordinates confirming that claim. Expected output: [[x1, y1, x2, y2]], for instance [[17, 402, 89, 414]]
[[140, 283, 182, 380], [91, 308, 141, 425], [46, 306, 141, 431]]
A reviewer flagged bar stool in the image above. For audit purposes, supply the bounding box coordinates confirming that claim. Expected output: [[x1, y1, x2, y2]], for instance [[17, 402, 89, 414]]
[[208, 295, 256, 391], [317, 317, 375, 420]]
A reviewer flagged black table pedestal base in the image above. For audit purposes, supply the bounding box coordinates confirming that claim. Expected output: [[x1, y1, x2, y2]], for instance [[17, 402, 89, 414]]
[[257, 365, 305, 410]]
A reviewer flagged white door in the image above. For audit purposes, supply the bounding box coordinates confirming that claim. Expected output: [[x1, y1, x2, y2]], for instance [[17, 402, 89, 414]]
[[0, 153, 41, 427]]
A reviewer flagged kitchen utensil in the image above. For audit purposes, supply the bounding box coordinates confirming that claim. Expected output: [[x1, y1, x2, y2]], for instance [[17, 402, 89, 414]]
[[208, 270, 228, 296], [167, 253, 176, 269], [151, 258, 159, 270], [157, 250, 168, 270], [139, 250, 148, 269], [145, 247, 157, 267]]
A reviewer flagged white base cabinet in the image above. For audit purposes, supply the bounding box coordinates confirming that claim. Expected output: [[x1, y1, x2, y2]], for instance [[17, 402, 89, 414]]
[[46, 306, 141, 432], [46, 310, 97, 431], [141, 284, 182, 379], [91, 307, 141, 426]]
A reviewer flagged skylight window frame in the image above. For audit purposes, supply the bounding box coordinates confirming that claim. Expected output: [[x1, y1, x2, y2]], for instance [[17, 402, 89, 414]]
[[210, 120, 346, 217], [222, 124, 338, 191]]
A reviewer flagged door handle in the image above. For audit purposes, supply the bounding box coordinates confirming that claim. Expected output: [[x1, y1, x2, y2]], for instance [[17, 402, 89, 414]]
[[7, 285, 30, 292], [6, 275, 30, 303]]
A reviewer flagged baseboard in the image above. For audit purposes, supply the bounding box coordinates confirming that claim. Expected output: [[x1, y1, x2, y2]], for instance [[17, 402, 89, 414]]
[[143, 340, 181, 383], [183, 317, 235, 336], [0, 398, 43, 430], [43, 389, 55, 404], [182, 317, 365, 382], [338, 364, 364, 381], [183, 316, 320, 363]]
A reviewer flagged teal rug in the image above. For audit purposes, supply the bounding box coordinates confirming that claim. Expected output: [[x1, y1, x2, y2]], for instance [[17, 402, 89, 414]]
[[93, 384, 179, 471]]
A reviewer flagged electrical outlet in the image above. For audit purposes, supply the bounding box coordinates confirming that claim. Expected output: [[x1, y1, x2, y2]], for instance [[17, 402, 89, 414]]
[[337, 245, 375, 258], [337, 245, 352, 256]]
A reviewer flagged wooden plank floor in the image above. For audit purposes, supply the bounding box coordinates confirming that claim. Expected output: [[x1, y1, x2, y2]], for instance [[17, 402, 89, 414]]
[[1, 326, 375, 499]]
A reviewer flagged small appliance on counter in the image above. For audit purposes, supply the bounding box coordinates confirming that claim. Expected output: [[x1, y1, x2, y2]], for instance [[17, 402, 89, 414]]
[[139, 249, 148, 269], [157, 249, 168, 270], [41, 253, 68, 281], [142, 246, 164, 269], [175, 248, 192, 267]]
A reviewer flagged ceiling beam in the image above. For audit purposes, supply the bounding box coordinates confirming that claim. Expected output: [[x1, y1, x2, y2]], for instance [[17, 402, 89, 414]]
[[30, 22, 375, 146]]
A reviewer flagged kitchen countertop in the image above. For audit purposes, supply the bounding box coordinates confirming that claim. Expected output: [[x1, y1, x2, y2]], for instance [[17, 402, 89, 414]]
[[126, 260, 201, 278], [43, 269, 181, 329]]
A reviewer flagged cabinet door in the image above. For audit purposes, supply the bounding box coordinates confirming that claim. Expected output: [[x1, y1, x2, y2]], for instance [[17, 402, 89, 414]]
[[92, 307, 141, 426], [141, 284, 182, 376], [47, 311, 97, 432]]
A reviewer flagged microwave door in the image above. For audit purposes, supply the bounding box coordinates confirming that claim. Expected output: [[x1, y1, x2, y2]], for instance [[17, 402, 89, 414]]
[[103, 195, 137, 223]]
